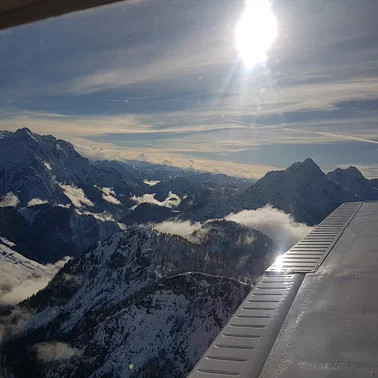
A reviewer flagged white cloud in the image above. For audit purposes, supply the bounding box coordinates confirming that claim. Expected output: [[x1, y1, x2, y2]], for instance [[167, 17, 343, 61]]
[[0, 307, 33, 346], [151, 205, 312, 249], [74, 138, 273, 179], [0, 192, 19, 207], [58, 183, 94, 208], [151, 206, 311, 250], [34, 342, 82, 362], [27, 198, 48, 207], [102, 194, 121, 204], [225, 205, 312, 250], [130, 192, 181, 210], [152, 220, 202, 239], [94, 185, 121, 205]]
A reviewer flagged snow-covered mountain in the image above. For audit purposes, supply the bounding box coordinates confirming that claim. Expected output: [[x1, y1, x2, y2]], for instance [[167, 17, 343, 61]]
[[209, 158, 358, 225], [327, 166, 378, 200], [1, 227, 250, 377], [0, 127, 145, 212], [0, 128, 251, 213]]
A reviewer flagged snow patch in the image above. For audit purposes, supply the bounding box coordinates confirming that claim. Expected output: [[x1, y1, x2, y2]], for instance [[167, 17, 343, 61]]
[[58, 183, 94, 208], [75, 209, 115, 222], [94, 185, 121, 205], [27, 198, 48, 207], [0, 192, 19, 207], [55, 144, 67, 156], [143, 179, 160, 186], [130, 192, 181, 210], [43, 162, 52, 171], [75, 210, 126, 230], [57, 203, 71, 208], [0, 236, 16, 247], [0, 131, 10, 139]]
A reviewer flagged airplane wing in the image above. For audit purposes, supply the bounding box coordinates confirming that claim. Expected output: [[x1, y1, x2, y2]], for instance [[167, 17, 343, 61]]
[[189, 201, 378, 377], [0, 0, 127, 31]]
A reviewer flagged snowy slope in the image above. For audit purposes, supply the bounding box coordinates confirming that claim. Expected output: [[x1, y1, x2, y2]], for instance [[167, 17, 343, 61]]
[[1, 227, 251, 377]]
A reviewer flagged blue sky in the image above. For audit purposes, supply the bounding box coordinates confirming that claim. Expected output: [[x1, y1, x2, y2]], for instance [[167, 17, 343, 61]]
[[1, 0, 378, 178]]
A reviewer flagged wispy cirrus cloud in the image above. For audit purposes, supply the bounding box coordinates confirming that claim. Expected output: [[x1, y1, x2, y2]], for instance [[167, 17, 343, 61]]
[[1, 0, 378, 177]]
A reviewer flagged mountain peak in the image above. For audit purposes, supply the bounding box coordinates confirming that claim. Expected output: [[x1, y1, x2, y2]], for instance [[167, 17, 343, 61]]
[[286, 157, 323, 176], [303, 157, 317, 165], [15, 127, 33, 135], [344, 165, 363, 176], [14, 127, 37, 141]]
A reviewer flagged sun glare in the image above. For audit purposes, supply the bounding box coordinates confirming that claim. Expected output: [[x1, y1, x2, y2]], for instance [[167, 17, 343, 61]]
[[235, 0, 277, 68]]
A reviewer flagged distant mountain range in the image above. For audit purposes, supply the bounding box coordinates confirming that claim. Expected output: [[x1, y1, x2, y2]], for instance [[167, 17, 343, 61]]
[[0, 128, 252, 263], [2, 128, 377, 221], [1, 127, 378, 263]]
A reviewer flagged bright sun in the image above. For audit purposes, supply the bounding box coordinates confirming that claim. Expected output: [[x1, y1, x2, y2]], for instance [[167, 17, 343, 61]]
[[235, 0, 277, 68]]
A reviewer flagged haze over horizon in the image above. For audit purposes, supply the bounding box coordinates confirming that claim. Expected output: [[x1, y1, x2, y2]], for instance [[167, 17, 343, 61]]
[[1, 0, 378, 178]]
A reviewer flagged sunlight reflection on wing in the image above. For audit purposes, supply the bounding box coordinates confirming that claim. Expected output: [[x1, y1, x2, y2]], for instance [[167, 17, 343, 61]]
[[274, 254, 284, 270]]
